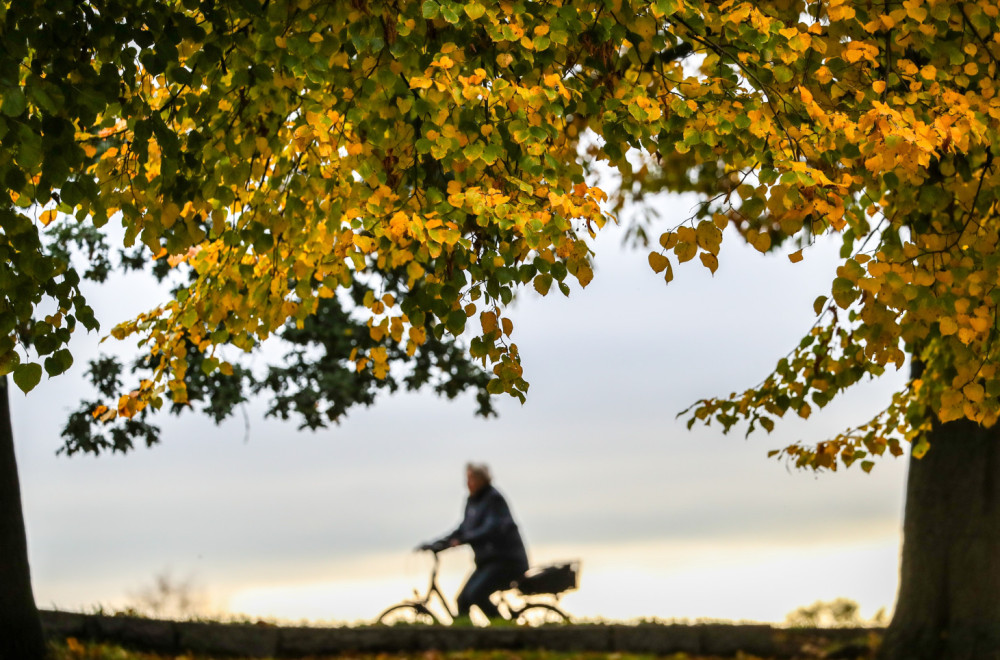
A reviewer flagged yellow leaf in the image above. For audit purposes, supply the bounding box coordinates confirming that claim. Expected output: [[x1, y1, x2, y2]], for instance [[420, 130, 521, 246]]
[[905, 3, 927, 21], [501, 317, 513, 336], [409, 76, 434, 89], [964, 383, 985, 402], [675, 242, 697, 263], [699, 252, 719, 274], [676, 226, 696, 244], [788, 249, 804, 263], [39, 209, 57, 226], [939, 317, 958, 336], [464, 2, 486, 19], [648, 251, 670, 273], [659, 232, 678, 249], [753, 232, 772, 253], [576, 264, 594, 288], [695, 220, 722, 254], [406, 261, 425, 283], [481, 311, 498, 334]]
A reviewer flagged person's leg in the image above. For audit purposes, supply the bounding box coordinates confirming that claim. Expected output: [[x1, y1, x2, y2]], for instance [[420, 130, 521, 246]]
[[456, 565, 490, 618], [456, 562, 524, 620]]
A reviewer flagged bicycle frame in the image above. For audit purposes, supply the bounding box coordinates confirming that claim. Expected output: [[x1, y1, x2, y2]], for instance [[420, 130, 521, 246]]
[[413, 550, 458, 623]]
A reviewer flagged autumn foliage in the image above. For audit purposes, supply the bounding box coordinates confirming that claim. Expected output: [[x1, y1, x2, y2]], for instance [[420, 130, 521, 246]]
[[2, 0, 999, 472]]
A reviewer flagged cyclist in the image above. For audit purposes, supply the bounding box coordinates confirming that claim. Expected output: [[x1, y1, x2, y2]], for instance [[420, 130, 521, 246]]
[[420, 463, 529, 623]]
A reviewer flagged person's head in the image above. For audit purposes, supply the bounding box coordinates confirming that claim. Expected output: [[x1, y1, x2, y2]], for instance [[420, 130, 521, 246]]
[[465, 462, 491, 495]]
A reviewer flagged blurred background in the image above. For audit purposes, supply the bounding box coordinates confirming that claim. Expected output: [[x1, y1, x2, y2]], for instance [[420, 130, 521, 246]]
[[13, 194, 908, 625]]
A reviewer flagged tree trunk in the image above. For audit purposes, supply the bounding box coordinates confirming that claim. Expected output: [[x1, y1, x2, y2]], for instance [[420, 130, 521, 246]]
[[880, 418, 1000, 660], [0, 377, 47, 660]]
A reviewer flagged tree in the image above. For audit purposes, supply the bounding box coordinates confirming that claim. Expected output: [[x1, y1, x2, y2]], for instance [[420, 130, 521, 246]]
[[608, 3, 1000, 658], [1, 3, 178, 656], [4, 1, 1000, 658], [0, 378, 46, 660], [0, 2, 485, 656]]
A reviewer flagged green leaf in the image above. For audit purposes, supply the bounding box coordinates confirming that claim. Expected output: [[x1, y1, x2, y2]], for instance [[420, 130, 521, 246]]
[[446, 309, 467, 335], [44, 349, 73, 377], [26, 80, 59, 114], [464, 142, 484, 160], [481, 144, 502, 165], [773, 66, 794, 83], [13, 362, 42, 393], [1, 88, 26, 117], [831, 277, 858, 309], [201, 356, 219, 375], [550, 261, 568, 281], [421, 0, 440, 18], [15, 133, 42, 170]]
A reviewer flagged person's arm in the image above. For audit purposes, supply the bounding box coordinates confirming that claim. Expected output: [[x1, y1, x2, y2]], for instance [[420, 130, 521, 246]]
[[455, 491, 513, 544]]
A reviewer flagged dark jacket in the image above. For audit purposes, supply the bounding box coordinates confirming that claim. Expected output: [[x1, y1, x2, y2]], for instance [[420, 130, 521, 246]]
[[440, 484, 528, 568]]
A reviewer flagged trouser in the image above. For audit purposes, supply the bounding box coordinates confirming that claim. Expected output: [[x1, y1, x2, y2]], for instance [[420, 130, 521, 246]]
[[456, 560, 527, 619]]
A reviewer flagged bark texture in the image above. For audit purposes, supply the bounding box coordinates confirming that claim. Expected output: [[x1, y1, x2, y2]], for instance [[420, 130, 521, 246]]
[[880, 419, 1000, 660], [0, 378, 47, 660]]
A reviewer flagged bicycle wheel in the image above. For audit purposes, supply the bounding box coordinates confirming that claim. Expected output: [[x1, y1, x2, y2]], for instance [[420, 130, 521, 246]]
[[513, 603, 570, 626], [376, 603, 440, 626]]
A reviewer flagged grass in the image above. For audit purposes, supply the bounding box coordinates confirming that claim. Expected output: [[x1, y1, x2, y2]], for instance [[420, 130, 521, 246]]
[[50, 639, 780, 660]]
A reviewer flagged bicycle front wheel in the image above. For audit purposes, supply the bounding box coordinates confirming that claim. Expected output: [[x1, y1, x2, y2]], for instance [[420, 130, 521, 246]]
[[376, 603, 440, 626], [514, 603, 570, 626]]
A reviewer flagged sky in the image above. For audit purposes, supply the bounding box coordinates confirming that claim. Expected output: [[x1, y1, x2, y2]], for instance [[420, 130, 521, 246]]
[[12, 192, 910, 625]]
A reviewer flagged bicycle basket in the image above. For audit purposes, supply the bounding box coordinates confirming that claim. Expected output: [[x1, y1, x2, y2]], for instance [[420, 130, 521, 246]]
[[515, 561, 579, 595]]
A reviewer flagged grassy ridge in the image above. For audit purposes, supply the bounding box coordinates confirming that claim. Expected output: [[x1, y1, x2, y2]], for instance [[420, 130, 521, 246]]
[[50, 639, 782, 660]]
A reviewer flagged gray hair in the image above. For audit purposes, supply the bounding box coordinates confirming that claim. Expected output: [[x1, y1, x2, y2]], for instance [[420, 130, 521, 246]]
[[466, 462, 492, 484]]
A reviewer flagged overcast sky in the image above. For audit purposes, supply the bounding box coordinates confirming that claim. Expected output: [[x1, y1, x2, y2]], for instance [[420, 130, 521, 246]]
[[13, 193, 910, 624]]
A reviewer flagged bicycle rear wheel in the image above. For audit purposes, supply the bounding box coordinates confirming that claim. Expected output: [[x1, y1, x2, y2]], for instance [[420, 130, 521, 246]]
[[376, 603, 440, 626], [513, 603, 570, 626]]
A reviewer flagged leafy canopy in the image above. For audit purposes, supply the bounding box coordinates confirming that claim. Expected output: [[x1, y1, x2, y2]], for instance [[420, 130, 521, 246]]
[[2, 0, 999, 470]]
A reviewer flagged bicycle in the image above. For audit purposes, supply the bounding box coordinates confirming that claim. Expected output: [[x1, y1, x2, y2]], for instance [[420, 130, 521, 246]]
[[375, 549, 577, 626]]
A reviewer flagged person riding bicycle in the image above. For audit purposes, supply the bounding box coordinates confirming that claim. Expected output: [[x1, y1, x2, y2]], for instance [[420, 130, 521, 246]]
[[420, 463, 529, 623]]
